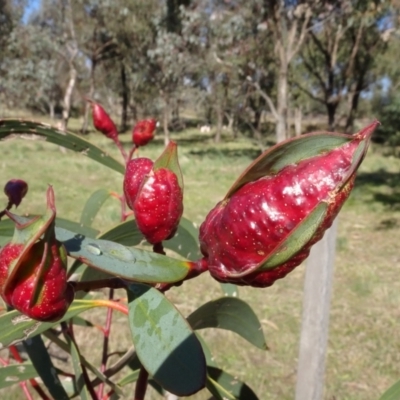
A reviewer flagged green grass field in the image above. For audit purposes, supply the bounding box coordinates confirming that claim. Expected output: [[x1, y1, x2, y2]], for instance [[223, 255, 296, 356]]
[[0, 116, 400, 399]]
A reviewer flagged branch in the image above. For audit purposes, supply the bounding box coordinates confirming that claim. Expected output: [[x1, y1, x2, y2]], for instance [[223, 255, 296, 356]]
[[289, 6, 312, 61], [294, 82, 325, 105], [246, 77, 279, 121]]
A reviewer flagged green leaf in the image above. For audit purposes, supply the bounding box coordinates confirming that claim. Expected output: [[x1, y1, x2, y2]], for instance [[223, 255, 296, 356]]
[[226, 122, 378, 198], [127, 283, 206, 396], [68, 335, 90, 400], [153, 141, 183, 190], [56, 225, 192, 284], [0, 299, 98, 347], [206, 366, 259, 400], [23, 335, 69, 400], [187, 297, 267, 350], [164, 217, 201, 261], [220, 283, 239, 297], [380, 379, 400, 400], [43, 330, 123, 396], [0, 218, 15, 246], [118, 370, 140, 387], [56, 218, 98, 238], [196, 333, 217, 367], [0, 217, 98, 247], [256, 202, 328, 272], [98, 219, 143, 246], [0, 362, 38, 388], [80, 189, 113, 227], [226, 132, 352, 198], [0, 119, 125, 174]]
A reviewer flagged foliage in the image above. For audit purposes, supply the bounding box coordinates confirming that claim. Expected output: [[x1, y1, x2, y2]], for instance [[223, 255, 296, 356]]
[[0, 110, 379, 399]]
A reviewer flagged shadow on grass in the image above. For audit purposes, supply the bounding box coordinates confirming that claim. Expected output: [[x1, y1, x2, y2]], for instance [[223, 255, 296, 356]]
[[355, 169, 400, 209]]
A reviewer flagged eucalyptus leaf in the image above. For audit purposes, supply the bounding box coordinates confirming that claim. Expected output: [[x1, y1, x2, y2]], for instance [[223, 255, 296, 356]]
[[68, 335, 90, 400], [56, 225, 192, 283], [153, 141, 183, 190], [0, 119, 125, 174], [187, 297, 267, 350], [127, 283, 206, 396], [226, 122, 378, 198], [380, 379, 400, 400], [23, 335, 69, 400], [0, 363, 38, 389], [80, 188, 113, 227], [0, 299, 99, 347], [206, 366, 259, 400]]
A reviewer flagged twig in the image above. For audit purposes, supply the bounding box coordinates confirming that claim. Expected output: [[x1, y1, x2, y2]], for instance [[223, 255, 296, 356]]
[[134, 367, 149, 400], [97, 289, 115, 399]]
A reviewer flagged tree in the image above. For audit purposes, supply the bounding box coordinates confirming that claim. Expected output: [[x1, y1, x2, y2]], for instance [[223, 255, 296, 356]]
[[248, 0, 313, 142], [298, 0, 394, 131]]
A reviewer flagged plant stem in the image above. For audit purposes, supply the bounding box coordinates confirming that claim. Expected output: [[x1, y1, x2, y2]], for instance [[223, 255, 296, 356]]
[[134, 366, 149, 400], [9, 345, 50, 400], [92, 299, 129, 315], [113, 137, 128, 163], [153, 242, 165, 255], [71, 278, 126, 292], [97, 289, 114, 399], [127, 144, 138, 163], [0, 200, 13, 220]]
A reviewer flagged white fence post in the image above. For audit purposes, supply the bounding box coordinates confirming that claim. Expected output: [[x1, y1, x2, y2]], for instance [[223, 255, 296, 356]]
[[295, 219, 338, 400]]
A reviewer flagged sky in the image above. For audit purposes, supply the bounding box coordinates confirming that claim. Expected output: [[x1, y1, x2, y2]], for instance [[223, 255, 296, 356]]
[[23, 0, 41, 23]]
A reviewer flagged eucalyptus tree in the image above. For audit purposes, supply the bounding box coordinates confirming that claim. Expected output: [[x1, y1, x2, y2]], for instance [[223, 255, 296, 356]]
[[298, 0, 394, 131]]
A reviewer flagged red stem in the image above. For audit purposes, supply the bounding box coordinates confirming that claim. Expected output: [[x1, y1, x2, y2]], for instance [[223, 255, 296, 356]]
[[134, 367, 149, 400], [97, 289, 114, 399], [113, 137, 128, 163], [0, 200, 13, 220], [8, 346, 50, 400], [127, 144, 138, 163]]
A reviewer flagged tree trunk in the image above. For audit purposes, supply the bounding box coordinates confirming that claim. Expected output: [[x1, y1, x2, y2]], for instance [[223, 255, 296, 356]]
[[49, 101, 55, 120], [327, 103, 337, 132], [61, 64, 77, 131], [120, 62, 129, 132], [162, 94, 170, 147], [81, 59, 97, 134], [294, 107, 302, 136], [344, 75, 364, 133], [214, 104, 223, 143], [276, 66, 288, 142]]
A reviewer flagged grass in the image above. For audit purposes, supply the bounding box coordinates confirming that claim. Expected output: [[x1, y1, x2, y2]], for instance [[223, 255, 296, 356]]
[[0, 115, 400, 399]]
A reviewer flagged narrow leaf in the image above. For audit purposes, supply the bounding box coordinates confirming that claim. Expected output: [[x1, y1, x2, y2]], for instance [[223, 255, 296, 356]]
[[0, 119, 125, 174], [80, 189, 112, 227], [56, 226, 191, 284], [0, 363, 37, 389], [68, 336, 90, 400], [380, 380, 400, 400], [153, 141, 183, 190], [56, 218, 98, 238], [165, 217, 201, 261], [127, 283, 206, 396], [196, 333, 217, 367], [23, 335, 69, 400], [118, 370, 140, 387], [0, 299, 99, 347], [226, 122, 378, 198], [206, 366, 259, 400], [187, 297, 267, 350], [256, 202, 328, 272]]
